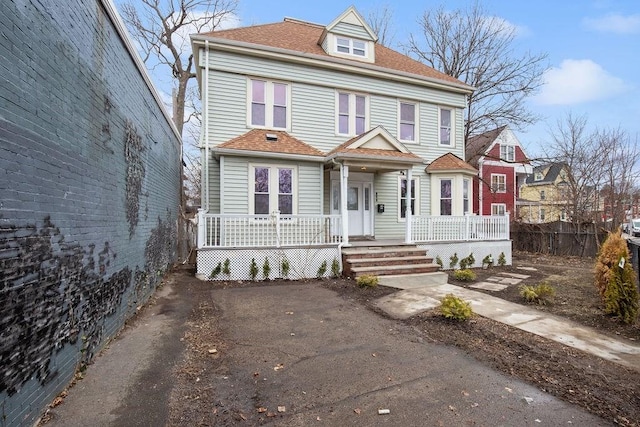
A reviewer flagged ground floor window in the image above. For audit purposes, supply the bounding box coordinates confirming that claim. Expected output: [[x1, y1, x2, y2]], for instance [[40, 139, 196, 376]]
[[440, 179, 452, 215], [399, 177, 419, 219], [491, 203, 506, 216], [251, 165, 295, 215]]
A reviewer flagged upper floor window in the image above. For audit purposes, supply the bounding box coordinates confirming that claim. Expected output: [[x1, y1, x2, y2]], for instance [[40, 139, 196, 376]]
[[540, 190, 546, 200], [399, 101, 417, 142], [337, 92, 367, 135], [399, 177, 419, 220], [534, 172, 544, 181], [491, 174, 506, 193], [336, 37, 366, 57], [439, 107, 452, 146], [249, 79, 289, 129], [500, 144, 515, 162], [492, 203, 506, 216], [251, 165, 295, 215]]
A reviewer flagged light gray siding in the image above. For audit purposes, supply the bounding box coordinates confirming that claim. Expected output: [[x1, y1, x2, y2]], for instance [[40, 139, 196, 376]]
[[332, 22, 372, 40], [298, 162, 323, 213], [207, 156, 220, 213], [221, 156, 249, 214], [370, 94, 396, 137]]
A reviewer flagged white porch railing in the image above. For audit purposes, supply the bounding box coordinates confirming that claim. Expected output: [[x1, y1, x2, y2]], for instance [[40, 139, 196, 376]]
[[198, 211, 342, 248], [412, 214, 510, 242]]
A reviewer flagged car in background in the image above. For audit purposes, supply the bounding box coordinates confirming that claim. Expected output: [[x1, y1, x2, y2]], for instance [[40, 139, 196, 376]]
[[630, 218, 640, 237]]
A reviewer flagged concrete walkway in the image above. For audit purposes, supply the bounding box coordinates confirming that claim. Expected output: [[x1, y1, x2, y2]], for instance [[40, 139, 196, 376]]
[[376, 272, 640, 371]]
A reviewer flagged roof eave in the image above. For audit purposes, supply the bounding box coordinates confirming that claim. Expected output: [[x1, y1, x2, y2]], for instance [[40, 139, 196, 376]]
[[191, 35, 475, 95], [326, 151, 425, 164], [213, 147, 325, 162]]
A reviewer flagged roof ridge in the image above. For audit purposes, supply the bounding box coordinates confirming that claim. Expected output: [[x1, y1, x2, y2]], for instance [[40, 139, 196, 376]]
[[283, 17, 324, 28]]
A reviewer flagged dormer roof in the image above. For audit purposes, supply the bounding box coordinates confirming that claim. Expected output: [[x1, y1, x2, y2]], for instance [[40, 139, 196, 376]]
[[319, 6, 378, 45]]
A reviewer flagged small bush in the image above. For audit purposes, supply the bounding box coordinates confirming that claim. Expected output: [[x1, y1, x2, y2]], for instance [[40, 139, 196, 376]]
[[497, 252, 506, 266], [222, 258, 231, 276], [435, 255, 443, 268], [262, 257, 271, 280], [449, 252, 459, 269], [331, 258, 340, 278], [453, 268, 476, 282], [281, 257, 290, 278], [467, 253, 475, 266], [209, 262, 222, 279], [459, 257, 469, 269], [520, 282, 556, 305], [439, 294, 473, 321], [317, 260, 327, 278], [249, 258, 258, 281], [482, 254, 493, 268], [356, 274, 379, 288], [595, 231, 639, 324]]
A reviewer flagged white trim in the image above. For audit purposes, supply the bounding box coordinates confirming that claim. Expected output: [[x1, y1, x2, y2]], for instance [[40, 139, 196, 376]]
[[491, 203, 507, 216], [397, 174, 420, 221], [499, 144, 515, 162], [248, 163, 298, 215], [463, 178, 471, 215], [335, 91, 369, 136], [398, 100, 418, 144], [246, 77, 291, 130], [490, 173, 507, 193], [438, 106, 454, 147]]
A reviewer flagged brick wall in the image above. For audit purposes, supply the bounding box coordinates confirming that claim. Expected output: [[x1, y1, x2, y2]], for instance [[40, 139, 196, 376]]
[[0, 1, 181, 425]]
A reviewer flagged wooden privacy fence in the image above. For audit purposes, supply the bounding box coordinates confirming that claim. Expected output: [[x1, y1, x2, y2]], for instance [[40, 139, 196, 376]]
[[511, 221, 608, 257]]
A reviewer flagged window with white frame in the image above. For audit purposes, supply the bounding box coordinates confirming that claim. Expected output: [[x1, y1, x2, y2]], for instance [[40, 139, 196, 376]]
[[439, 107, 452, 146], [337, 92, 367, 135], [399, 177, 419, 219], [440, 178, 452, 215], [249, 79, 289, 129], [336, 37, 366, 57], [463, 178, 470, 214], [491, 174, 506, 193], [399, 101, 417, 142], [251, 165, 295, 215], [491, 203, 506, 216], [500, 144, 515, 162]]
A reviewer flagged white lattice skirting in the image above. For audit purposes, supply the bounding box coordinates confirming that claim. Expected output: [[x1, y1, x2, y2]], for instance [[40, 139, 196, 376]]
[[197, 246, 341, 281], [419, 240, 512, 270]]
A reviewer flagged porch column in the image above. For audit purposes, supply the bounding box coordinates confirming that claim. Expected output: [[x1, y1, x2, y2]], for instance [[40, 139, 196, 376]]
[[341, 164, 349, 245], [405, 168, 413, 243]]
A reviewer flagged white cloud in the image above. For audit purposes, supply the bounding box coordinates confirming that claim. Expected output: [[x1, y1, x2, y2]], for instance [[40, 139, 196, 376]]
[[583, 13, 640, 34], [535, 59, 626, 105]]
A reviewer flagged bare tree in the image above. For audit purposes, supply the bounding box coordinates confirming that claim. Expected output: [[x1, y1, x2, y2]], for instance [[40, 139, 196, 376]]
[[121, 0, 238, 136], [406, 2, 547, 142], [366, 5, 396, 47]]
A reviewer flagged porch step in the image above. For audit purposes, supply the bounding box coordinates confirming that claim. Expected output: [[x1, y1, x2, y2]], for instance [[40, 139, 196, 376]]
[[342, 244, 440, 278]]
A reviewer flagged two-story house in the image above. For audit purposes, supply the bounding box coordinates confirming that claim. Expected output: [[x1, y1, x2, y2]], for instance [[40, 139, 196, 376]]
[[466, 125, 532, 217], [519, 163, 570, 223], [191, 7, 511, 279]]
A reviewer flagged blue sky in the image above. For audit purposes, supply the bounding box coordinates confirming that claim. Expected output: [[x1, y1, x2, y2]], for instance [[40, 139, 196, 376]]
[[115, 0, 640, 159], [234, 0, 640, 158]]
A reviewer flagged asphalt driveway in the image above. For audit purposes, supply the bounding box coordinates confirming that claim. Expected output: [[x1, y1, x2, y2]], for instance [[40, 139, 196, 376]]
[[45, 271, 607, 426]]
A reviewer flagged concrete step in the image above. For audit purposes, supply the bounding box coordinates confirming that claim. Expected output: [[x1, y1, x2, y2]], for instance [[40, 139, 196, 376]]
[[346, 255, 434, 268], [342, 246, 427, 259], [350, 263, 441, 278]]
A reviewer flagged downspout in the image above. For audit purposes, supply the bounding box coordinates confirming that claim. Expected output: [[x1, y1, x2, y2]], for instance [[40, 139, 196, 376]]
[[204, 40, 210, 212]]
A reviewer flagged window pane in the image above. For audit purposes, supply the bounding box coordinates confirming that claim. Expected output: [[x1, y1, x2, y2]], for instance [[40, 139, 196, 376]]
[[440, 127, 450, 145], [278, 168, 292, 193], [347, 187, 358, 210], [400, 179, 407, 198], [440, 109, 451, 127], [339, 115, 349, 134], [252, 80, 265, 102], [401, 103, 415, 122], [255, 167, 269, 193], [364, 187, 370, 211], [401, 199, 407, 218], [355, 96, 365, 116], [339, 93, 349, 114], [279, 195, 292, 214], [255, 194, 269, 214], [251, 103, 265, 126], [332, 184, 340, 210], [441, 199, 452, 216], [273, 83, 286, 105], [355, 117, 365, 134], [337, 37, 349, 52], [400, 123, 414, 140], [273, 106, 286, 128], [440, 180, 451, 198]]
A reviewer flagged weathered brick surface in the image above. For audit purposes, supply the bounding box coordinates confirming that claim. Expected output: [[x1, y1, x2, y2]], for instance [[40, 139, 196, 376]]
[[0, 1, 181, 425]]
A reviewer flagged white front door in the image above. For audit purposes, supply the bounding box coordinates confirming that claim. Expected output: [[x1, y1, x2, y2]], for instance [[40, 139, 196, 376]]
[[346, 181, 372, 236]]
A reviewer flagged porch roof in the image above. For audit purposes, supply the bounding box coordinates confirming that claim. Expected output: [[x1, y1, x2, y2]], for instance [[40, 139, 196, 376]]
[[213, 129, 325, 161], [426, 152, 478, 175]]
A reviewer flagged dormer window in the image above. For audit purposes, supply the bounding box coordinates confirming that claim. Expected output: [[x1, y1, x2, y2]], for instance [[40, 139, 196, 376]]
[[336, 37, 366, 57], [534, 172, 543, 181]]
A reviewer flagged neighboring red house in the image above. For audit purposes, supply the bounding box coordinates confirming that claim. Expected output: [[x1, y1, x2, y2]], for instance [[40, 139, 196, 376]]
[[466, 126, 532, 216]]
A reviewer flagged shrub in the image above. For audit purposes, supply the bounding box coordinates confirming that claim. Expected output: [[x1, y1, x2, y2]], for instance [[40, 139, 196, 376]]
[[249, 258, 258, 281], [467, 253, 475, 266], [222, 258, 231, 276], [281, 257, 290, 278], [497, 252, 506, 266], [262, 257, 271, 280], [331, 258, 340, 278], [595, 231, 639, 323], [435, 255, 443, 268], [356, 274, 379, 288], [453, 268, 476, 282], [459, 257, 469, 269], [449, 252, 459, 269], [519, 282, 556, 305], [439, 294, 473, 321], [209, 262, 222, 279], [482, 254, 493, 268], [317, 260, 327, 278]]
